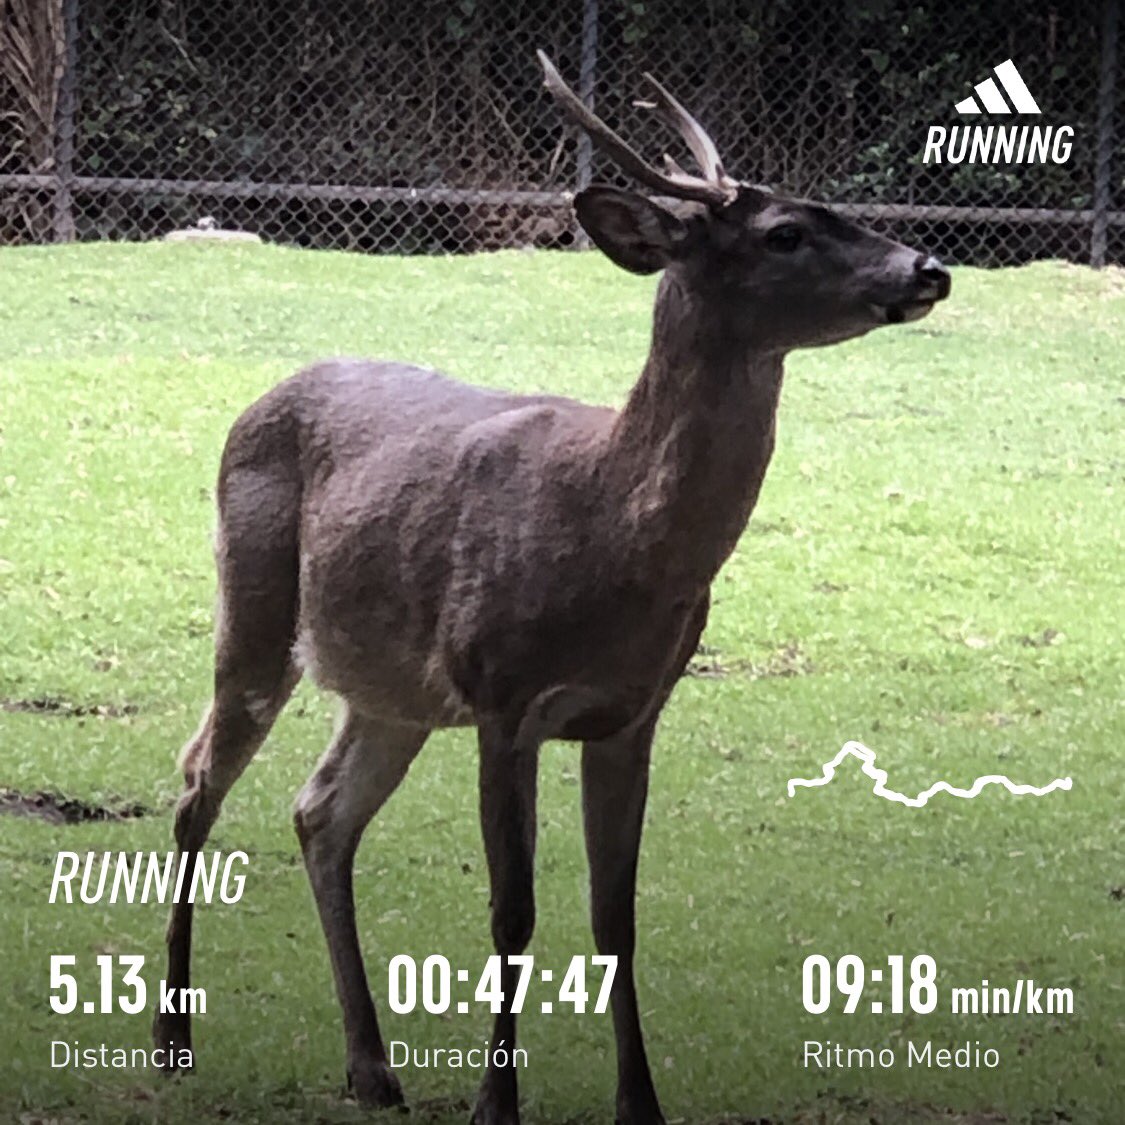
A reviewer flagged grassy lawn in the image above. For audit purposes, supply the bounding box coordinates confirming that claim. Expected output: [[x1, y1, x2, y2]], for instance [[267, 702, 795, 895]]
[[0, 243, 1121, 1124]]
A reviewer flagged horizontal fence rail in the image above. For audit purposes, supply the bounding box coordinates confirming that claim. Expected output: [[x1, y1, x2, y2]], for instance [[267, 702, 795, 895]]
[[4, 172, 1124, 229]]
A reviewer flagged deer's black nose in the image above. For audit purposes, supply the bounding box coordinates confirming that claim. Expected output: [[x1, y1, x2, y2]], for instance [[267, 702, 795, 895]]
[[916, 254, 951, 298]]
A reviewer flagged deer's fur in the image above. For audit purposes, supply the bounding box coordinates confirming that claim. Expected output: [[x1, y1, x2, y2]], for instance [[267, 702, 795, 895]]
[[155, 57, 950, 1125]]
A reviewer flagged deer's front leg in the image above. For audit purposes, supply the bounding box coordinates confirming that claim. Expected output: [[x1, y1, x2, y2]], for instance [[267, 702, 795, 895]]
[[582, 720, 665, 1125], [294, 713, 428, 1108], [472, 720, 539, 1125]]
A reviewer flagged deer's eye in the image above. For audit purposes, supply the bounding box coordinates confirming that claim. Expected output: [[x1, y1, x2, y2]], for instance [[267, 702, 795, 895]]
[[765, 224, 803, 252]]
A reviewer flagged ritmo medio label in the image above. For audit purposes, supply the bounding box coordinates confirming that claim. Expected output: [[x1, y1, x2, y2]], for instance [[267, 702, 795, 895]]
[[804, 1040, 1000, 1070]]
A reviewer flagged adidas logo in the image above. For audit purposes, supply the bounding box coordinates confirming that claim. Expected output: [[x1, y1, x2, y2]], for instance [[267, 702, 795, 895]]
[[922, 58, 1073, 165], [954, 59, 1040, 115]]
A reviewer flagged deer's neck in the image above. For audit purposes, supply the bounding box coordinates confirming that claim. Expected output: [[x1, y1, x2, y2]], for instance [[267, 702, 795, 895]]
[[604, 272, 784, 588]]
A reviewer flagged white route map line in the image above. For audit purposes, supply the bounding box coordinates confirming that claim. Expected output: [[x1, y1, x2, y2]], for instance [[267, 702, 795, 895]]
[[787, 741, 1072, 808]]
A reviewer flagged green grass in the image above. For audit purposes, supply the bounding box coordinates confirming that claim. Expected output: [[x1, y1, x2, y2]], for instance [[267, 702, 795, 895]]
[[0, 243, 1121, 1124]]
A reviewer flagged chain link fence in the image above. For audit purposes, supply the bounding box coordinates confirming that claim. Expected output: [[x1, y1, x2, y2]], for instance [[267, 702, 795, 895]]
[[1, 0, 1121, 265]]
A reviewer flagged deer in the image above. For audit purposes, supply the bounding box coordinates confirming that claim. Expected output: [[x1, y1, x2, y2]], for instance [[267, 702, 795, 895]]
[[153, 52, 950, 1125]]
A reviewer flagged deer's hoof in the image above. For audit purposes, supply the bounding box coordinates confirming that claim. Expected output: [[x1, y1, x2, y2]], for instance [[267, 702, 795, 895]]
[[469, 1097, 521, 1125], [348, 1061, 406, 1109], [615, 1095, 666, 1125], [469, 1112, 521, 1125]]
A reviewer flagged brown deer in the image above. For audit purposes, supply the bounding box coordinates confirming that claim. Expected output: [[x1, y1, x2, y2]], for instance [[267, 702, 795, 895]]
[[154, 52, 950, 1125]]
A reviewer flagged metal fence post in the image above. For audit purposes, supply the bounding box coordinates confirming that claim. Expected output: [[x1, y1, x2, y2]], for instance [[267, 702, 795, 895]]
[[1091, 0, 1120, 267], [572, 0, 598, 249], [577, 0, 598, 193], [52, 0, 79, 242]]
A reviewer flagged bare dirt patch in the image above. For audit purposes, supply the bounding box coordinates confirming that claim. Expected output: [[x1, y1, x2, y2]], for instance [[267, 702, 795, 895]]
[[1017, 628, 1064, 648], [685, 641, 814, 681], [0, 788, 151, 824], [1, 696, 138, 718]]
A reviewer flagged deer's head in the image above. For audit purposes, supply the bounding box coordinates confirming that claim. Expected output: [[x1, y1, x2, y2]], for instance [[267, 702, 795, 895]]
[[540, 53, 951, 352]]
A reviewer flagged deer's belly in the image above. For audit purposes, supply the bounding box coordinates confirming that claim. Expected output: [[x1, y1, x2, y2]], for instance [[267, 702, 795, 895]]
[[293, 610, 688, 741], [293, 622, 665, 737], [292, 624, 473, 729]]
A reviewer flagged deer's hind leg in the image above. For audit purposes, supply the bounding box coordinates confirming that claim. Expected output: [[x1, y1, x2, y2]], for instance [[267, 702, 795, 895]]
[[294, 710, 428, 1108], [155, 463, 302, 1063]]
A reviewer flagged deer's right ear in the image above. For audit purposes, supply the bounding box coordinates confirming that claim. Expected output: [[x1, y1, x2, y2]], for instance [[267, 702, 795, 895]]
[[575, 186, 687, 274]]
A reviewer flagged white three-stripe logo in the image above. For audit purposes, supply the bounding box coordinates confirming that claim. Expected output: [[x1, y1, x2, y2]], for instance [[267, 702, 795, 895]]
[[954, 59, 1041, 115]]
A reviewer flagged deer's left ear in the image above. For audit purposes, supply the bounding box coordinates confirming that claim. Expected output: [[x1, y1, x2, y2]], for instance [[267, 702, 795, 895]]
[[575, 186, 687, 274]]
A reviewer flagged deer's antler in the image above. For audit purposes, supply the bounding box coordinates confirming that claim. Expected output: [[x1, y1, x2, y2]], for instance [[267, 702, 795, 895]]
[[639, 73, 739, 198], [537, 50, 736, 207]]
